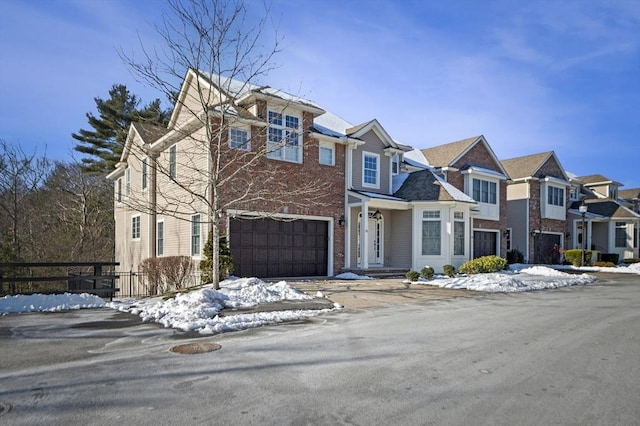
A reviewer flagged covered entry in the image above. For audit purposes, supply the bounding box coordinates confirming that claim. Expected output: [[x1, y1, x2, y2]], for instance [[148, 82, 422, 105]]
[[229, 218, 328, 278]]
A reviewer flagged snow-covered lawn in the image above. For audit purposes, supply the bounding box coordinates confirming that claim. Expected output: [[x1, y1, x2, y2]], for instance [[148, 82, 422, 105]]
[[1, 263, 638, 334]]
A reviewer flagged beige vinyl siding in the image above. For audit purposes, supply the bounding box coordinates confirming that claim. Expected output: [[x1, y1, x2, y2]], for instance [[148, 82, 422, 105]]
[[385, 209, 412, 268], [507, 181, 529, 200]]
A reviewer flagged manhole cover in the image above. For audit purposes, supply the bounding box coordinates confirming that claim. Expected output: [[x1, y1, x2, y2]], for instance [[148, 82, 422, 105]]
[[0, 401, 12, 416], [170, 342, 221, 354]]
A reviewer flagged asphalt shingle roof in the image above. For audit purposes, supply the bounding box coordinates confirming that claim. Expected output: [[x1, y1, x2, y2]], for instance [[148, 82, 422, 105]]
[[420, 136, 479, 167], [132, 122, 169, 143], [501, 152, 552, 180]]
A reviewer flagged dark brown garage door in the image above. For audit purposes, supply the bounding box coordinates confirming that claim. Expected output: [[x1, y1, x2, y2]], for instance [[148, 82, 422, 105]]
[[229, 218, 328, 278], [473, 231, 497, 258]]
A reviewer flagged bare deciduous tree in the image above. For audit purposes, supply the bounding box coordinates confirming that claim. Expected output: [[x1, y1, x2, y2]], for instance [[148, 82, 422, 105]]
[[120, 0, 337, 288]]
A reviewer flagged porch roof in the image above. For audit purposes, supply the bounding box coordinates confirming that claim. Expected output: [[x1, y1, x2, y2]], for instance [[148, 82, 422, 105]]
[[570, 200, 640, 219]]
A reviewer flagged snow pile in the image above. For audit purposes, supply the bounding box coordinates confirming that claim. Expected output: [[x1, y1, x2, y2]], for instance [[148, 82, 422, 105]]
[[553, 263, 640, 275], [334, 272, 373, 280], [422, 265, 597, 292], [108, 277, 329, 334], [0, 292, 105, 315]]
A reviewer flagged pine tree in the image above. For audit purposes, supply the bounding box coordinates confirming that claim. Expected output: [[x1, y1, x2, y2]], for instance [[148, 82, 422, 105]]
[[200, 232, 233, 283], [72, 84, 170, 175]]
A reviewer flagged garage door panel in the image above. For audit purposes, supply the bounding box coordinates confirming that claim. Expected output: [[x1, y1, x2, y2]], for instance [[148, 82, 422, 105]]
[[230, 218, 328, 278]]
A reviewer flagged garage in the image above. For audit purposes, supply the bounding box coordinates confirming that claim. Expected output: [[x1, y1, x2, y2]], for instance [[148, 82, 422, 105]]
[[473, 230, 498, 258], [533, 233, 562, 264], [229, 218, 329, 278]]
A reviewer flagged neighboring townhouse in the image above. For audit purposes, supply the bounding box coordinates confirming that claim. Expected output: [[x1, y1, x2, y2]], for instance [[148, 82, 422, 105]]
[[334, 122, 478, 273], [568, 175, 640, 261], [108, 69, 347, 278], [420, 136, 510, 259], [500, 151, 571, 264]]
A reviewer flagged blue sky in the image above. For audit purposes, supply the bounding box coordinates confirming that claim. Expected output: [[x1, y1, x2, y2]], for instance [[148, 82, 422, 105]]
[[1, 0, 639, 187]]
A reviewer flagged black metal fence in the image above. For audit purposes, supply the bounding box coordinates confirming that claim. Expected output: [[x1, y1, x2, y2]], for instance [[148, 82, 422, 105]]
[[114, 271, 203, 298]]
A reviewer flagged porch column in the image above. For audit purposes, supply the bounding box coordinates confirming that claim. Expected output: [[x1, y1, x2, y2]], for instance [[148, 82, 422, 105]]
[[361, 203, 369, 269]]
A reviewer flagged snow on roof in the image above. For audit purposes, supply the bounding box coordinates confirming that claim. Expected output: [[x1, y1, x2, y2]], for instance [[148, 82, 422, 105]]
[[392, 173, 411, 193], [461, 165, 508, 180], [435, 174, 476, 203], [403, 148, 430, 167], [356, 190, 406, 201], [313, 110, 354, 137]]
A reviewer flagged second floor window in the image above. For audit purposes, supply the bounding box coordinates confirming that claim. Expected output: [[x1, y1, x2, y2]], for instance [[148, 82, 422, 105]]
[[169, 145, 177, 181], [363, 152, 379, 187], [157, 221, 164, 256], [132, 215, 140, 240], [229, 127, 250, 150], [191, 214, 201, 256], [125, 168, 131, 197], [319, 143, 334, 166], [117, 178, 122, 202], [391, 154, 400, 175], [142, 158, 148, 190], [267, 110, 301, 163], [548, 186, 564, 207], [472, 178, 496, 204]]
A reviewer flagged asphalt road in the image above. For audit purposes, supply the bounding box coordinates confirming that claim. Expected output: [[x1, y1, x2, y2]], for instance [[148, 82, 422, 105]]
[[1, 273, 639, 426]]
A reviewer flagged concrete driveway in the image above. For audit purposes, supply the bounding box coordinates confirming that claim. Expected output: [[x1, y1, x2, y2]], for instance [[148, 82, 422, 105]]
[[1, 272, 638, 425]]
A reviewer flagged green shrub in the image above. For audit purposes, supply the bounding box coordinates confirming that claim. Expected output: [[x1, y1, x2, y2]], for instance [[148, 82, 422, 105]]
[[506, 249, 524, 264], [405, 270, 420, 281], [622, 258, 640, 264], [443, 264, 456, 278], [594, 261, 616, 268], [200, 232, 234, 283], [458, 255, 507, 274], [420, 266, 435, 280], [564, 249, 593, 267]]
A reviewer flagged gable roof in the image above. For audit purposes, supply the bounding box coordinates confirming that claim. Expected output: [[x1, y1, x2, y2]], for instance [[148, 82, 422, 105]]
[[394, 169, 476, 203], [619, 188, 640, 200], [345, 119, 410, 151], [421, 135, 510, 178], [577, 174, 622, 187], [501, 151, 569, 181], [570, 199, 640, 219]]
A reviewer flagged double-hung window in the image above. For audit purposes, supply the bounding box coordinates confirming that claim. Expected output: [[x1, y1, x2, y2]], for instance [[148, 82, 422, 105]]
[[453, 211, 465, 256], [141, 158, 148, 190], [615, 222, 627, 247], [363, 152, 379, 188], [157, 220, 164, 256], [132, 215, 141, 240], [391, 154, 400, 175], [472, 178, 497, 204], [191, 214, 201, 256], [547, 186, 564, 207], [421, 210, 441, 256], [267, 110, 302, 163], [229, 127, 250, 150], [169, 145, 177, 181], [117, 178, 122, 202], [319, 141, 335, 166], [125, 168, 131, 197]]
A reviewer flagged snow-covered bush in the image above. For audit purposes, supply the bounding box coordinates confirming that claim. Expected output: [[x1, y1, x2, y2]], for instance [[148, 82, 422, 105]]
[[458, 255, 507, 274]]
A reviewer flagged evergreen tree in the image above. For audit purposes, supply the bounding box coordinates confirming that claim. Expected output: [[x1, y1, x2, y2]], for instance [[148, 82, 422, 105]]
[[200, 232, 233, 283], [72, 84, 170, 174]]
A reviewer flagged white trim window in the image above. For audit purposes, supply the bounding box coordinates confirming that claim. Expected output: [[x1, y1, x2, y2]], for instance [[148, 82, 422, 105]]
[[267, 110, 302, 163], [362, 152, 380, 188], [229, 127, 250, 151], [157, 220, 164, 256], [132, 215, 141, 240], [472, 178, 497, 205], [117, 178, 122, 202], [391, 154, 400, 175], [453, 211, 465, 256], [125, 168, 131, 197], [570, 185, 580, 201], [547, 186, 564, 207], [615, 222, 627, 248], [141, 157, 148, 190], [191, 214, 201, 257], [319, 141, 335, 166], [169, 144, 177, 181], [422, 210, 441, 256]]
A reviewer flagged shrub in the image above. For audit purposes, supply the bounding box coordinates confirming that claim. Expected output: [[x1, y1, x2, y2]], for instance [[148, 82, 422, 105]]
[[600, 253, 619, 264], [564, 249, 593, 267], [594, 261, 616, 268], [405, 270, 420, 281], [458, 255, 507, 274], [622, 258, 640, 264], [506, 249, 524, 264], [420, 266, 435, 280], [140, 256, 195, 295], [443, 264, 456, 278], [200, 232, 234, 283]]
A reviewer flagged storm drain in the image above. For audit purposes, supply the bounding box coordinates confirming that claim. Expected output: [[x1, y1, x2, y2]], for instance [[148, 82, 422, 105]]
[[0, 401, 12, 416], [170, 342, 221, 354]]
